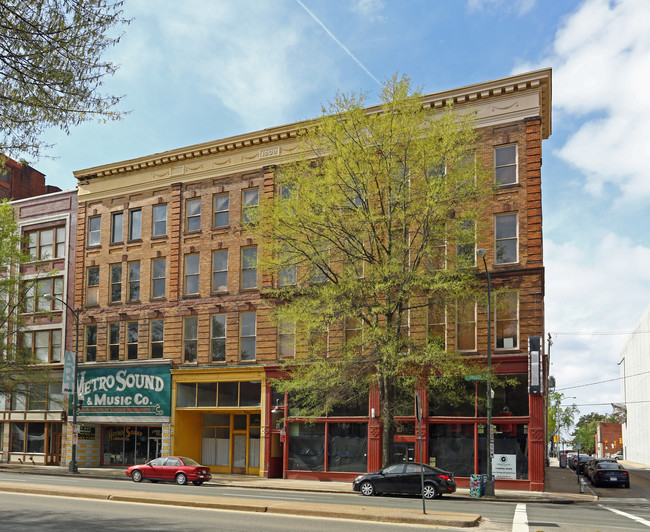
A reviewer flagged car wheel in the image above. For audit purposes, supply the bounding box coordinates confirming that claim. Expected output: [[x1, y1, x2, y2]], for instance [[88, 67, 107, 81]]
[[176, 473, 188, 485], [131, 470, 143, 483], [192, 481, 203, 486], [359, 481, 375, 496], [422, 483, 439, 500], [624, 482, 630, 489]]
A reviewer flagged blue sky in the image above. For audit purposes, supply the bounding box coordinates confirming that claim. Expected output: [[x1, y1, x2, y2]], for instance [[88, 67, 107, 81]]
[[32, 0, 650, 430]]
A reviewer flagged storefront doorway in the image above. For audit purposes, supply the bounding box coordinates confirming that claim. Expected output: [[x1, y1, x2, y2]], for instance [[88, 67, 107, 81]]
[[201, 413, 260, 475], [102, 425, 163, 465]]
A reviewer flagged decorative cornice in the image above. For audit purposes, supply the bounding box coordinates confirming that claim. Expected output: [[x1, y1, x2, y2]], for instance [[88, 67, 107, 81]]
[[74, 68, 551, 182]]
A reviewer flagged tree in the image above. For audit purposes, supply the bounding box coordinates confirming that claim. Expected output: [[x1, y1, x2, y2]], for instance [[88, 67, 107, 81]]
[[547, 391, 578, 456], [0, 0, 129, 160], [572, 412, 616, 455], [0, 200, 52, 398], [253, 74, 494, 466]]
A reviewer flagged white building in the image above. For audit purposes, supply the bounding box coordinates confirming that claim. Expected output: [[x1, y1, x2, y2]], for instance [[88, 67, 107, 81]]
[[619, 304, 650, 465]]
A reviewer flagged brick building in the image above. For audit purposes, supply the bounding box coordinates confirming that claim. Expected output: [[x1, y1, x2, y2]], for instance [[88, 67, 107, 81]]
[[595, 422, 622, 458], [69, 69, 551, 490], [0, 155, 60, 201], [0, 189, 77, 464]]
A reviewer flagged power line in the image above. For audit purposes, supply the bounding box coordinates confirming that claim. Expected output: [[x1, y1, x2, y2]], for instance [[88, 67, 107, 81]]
[[556, 369, 650, 392], [550, 330, 650, 336]]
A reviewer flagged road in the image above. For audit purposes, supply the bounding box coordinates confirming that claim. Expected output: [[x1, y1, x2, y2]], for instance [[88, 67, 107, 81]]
[[1, 467, 649, 531]]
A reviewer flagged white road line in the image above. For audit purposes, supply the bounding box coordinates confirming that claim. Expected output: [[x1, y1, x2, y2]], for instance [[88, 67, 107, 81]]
[[512, 503, 528, 532], [599, 504, 650, 527]]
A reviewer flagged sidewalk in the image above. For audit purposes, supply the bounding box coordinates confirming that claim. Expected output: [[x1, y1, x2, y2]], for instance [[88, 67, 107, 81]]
[[0, 458, 595, 504]]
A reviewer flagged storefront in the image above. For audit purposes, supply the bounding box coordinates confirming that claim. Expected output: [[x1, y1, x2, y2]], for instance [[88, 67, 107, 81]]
[[172, 367, 265, 475], [66, 361, 172, 468]]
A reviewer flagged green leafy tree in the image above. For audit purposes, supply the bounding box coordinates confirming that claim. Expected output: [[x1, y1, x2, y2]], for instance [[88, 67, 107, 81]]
[[0, 0, 129, 159], [0, 200, 52, 398], [547, 391, 578, 456], [572, 412, 616, 455], [253, 74, 494, 466]]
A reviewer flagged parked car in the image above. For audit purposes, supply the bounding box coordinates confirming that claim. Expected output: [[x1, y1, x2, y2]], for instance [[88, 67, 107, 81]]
[[566, 453, 577, 470], [613, 451, 623, 460], [575, 454, 592, 475], [126, 456, 212, 485], [353, 462, 456, 499], [588, 461, 630, 488], [585, 458, 617, 480]]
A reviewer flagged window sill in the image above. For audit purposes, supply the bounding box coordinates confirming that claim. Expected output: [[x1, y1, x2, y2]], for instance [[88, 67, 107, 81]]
[[183, 230, 202, 237], [495, 182, 521, 191], [151, 234, 168, 241], [182, 294, 201, 299]]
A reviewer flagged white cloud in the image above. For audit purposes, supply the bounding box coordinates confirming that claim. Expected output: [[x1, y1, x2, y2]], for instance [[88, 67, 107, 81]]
[[522, 0, 650, 204], [467, 0, 536, 16]]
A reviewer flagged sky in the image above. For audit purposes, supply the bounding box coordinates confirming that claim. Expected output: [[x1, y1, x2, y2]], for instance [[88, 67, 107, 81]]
[[30, 0, 650, 435]]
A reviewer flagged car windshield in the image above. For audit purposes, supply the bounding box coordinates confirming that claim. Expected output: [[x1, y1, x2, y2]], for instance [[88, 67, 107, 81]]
[[180, 457, 200, 466], [599, 462, 623, 470]]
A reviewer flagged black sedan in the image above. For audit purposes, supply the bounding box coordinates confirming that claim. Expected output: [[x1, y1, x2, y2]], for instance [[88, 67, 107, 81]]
[[589, 461, 630, 488], [353, 462, 456, 499]]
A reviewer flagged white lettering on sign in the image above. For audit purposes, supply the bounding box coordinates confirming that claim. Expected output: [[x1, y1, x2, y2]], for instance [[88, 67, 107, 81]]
[[259, 147, 280, 159], [78, 369, 165, 397]]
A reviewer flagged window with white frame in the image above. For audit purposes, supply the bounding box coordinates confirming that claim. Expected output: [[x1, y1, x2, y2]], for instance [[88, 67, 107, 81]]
[[152, 204, 167, 237], [184, 254, 200, 295], [456, 298, 476, 351], [213, 193, 229, 227], [211, 314, 226, 362], [186, 198, 201, 232], [150, 319, 164, 359], [24, 277, 63, 313], [87, 267, 99, 306], [22, 329, 62, 363], [278, 319, 296, 358], [240, 311, 256, 361], [428, 298, 446, 348], [495, 291, 518, 349], [126, 321, 138, 360], [241, 246, 257, 290], [110, 263, 122, 303], [212, 250, 228, 292], [129, 208, 142, 241], [108, 322, 120, 360], [128, 261, 140, 301], [26, 227, 65, 260], [456, 220, 476, 267], [86, 324, 98, 362], [111, 211, 123, 244], [152, 257, 166, 298], [242, 188, 259, 224], [88, 215, 101, 246], [183, 316, 198, 363], [495, 145, 517, 185], [495, 213, 518, 264]]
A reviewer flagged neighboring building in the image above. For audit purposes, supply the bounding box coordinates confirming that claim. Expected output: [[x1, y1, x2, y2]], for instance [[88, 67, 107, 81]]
[[0, 155, 60, 201], [70, 69, 551, 490], [0, 189, 77, 464], [619, 305, 650, 465], [595, 422, 622, 458]]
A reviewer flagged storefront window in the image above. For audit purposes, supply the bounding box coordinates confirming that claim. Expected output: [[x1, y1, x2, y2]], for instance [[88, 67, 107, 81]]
[[177, 383, 196, 407], [26, 422, 45, 452], [477, 374, 528, 416], [288, 423, 325, 471], [478, 423, 528, 479], [218, 382, 238, 407], [327, 423, 367, 472], [197, 383, 217, 407], [202, 414, 230, 466], [239, 381, 261, 406], [428, 377, 477, 417], [102, 426, 162, 465], [10, 423, 24, 452], [429, 423, 475, 477]]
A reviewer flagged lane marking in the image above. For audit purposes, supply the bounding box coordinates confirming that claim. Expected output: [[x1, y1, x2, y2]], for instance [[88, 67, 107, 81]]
[[512, 503, 528, 532], [599, 504, 650, 527]]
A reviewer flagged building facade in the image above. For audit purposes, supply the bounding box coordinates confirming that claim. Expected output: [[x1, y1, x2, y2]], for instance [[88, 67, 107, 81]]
[[595, 422, 622, 458], [0, 189, 77, 464], [0, 154, 59, 201], [619, 305, 650, 465], [69, 69, 551, 490]]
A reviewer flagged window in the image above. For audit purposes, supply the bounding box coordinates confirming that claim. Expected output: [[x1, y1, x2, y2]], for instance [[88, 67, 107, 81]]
[[242, 188, 259, 224], [311, 244, 329, 283], [345, 317, 363, 347], [127, 321, 138, 360], [88, 216, 101, 246], [0, 166, 11, 182], [151, 258, 166, 298], [26, 227, 65, 260], [87, 267, 99, 306], [212, 250, 228, 292], [129, 209, 142, 240], [241, 246, 257, 290], [428, 224, 446, 271], [150, 319, 164, 359], [22, 329, 62, 363], [279, 247, 297, 286], [128, 261, 140, 301], [495, 145, 517, 185], [152, 204, 167, 237], [184, 254, 200, 295], [108, 322, 120, 360], [186, 198, 201, 232], [213, 193, 229, 227], [211, 314, 226, 362], [428, 299, 446, 349], [456, 221, 476, 267], [86, 324, 98, 362], [457, 299, 476, 351], [110, 264, 122, 303], [183, 316, 198, 363], [495, 214, 518, 264], [278, 319, 296, 358], [240, 311, 256, 361], [496, 292, 518, 349], [111, 211, 124, 244], [24, 277, 63, 313]]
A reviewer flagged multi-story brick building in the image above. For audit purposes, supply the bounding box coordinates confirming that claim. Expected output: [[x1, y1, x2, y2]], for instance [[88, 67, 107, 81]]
[[0, 189, 77, 464], [595, 422, 622, 458], [0, 154, 60, 201], [69, 68, 551, 490]]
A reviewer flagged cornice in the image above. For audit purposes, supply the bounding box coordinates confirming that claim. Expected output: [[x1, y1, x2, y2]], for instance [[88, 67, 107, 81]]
[[74, 68, 551, 183]]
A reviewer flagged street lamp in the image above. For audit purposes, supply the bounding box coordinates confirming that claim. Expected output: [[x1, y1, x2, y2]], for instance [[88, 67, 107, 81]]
[[476, 248, 494, 496], [44, 293, 80, 473]]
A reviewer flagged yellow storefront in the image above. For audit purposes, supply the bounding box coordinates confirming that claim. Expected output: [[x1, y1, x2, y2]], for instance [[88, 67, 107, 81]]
[[171, 367, 266, 476]]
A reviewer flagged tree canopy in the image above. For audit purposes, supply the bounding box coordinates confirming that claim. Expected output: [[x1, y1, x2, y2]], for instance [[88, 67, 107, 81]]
[[547, 391, 578, 455], [0, 0, 129, 159], [572, 412, 617, 455], [252, 74, 494, 465]]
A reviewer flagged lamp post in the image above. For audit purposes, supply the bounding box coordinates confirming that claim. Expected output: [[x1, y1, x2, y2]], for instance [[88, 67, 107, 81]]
[[44, 293, 80, 473], [476, 248, 494, 496]]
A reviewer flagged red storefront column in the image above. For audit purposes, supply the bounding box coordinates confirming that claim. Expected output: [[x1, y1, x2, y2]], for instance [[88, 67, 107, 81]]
[[367, 384, 382, 472], [529, 393, 545, 491]]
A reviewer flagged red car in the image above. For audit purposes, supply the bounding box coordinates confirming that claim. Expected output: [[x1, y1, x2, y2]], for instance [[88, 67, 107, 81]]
[[126, 456, 212, 486]]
